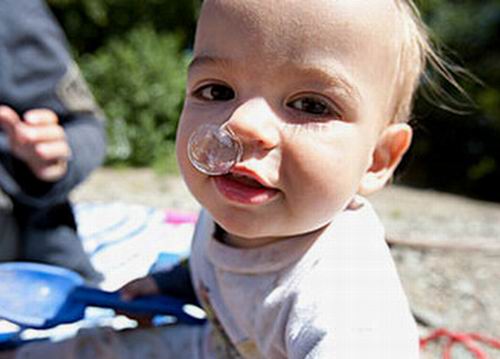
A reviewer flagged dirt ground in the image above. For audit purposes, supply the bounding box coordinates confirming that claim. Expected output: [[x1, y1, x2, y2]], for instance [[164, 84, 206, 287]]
[[73, 168, 500, 358]]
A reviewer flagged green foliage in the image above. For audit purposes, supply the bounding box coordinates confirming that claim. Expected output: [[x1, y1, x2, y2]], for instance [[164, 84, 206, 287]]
[[48, 0, 200, 54], [78, 27, 189, 167], [400, 0, 500, 201], [47, 0, 200, 170], [420, 0, 500, 118]]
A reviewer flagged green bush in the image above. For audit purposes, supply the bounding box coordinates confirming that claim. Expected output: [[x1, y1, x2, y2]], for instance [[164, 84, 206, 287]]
[[48, 0, 200, 54], [78, 27, 189, 168]]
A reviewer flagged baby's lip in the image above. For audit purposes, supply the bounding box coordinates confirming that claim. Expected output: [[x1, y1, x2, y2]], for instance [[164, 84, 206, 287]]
[[229, 166, 275, 189]]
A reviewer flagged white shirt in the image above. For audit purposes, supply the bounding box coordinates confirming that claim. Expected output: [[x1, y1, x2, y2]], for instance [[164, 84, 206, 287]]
[[190, 199, 419, 358]]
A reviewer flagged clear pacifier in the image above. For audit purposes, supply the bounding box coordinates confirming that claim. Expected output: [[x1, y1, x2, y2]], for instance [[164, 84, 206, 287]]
[[188, 124, 243, 175]]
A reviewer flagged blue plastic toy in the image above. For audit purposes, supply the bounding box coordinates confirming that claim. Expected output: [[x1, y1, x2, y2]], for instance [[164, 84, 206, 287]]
[[0, 262, 205, 329]]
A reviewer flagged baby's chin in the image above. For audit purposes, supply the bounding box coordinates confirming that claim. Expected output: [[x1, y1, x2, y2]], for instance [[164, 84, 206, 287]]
[[211, 215, 282, 247]]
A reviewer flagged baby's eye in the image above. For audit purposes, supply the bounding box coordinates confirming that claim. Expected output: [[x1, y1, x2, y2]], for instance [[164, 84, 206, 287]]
[[194, 84, 235, 101], [287, 96, 339, 117]]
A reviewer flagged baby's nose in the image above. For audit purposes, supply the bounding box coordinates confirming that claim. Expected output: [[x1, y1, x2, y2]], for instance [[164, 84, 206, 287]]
[[225, 98, 280, 154]]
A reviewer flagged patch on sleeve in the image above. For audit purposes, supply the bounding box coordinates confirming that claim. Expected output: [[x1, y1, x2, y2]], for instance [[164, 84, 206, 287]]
[[56, 61, 105, 121]]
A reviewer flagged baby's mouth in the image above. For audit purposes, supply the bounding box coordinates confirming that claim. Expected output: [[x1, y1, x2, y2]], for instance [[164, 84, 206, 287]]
[[225, 173, 267, 189], [213, 171, 279, 205]]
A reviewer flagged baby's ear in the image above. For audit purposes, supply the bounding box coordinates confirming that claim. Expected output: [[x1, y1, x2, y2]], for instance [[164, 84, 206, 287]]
[[358, 123, 412, 195]]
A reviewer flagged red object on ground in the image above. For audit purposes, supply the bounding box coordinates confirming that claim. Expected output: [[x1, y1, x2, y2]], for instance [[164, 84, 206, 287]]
[[420, 328, 500, 359]]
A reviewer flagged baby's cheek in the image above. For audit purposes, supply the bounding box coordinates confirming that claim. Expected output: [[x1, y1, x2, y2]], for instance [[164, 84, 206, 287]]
[[297, 161, 359, 210]]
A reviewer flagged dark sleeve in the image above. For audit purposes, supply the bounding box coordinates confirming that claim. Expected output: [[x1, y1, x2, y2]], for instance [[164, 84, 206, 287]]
[[151, 260, 199, 305], [0, 0, 106, 207]]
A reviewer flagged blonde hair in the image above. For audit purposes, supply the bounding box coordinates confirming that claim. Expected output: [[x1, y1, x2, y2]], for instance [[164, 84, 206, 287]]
[[392, 0, 469, 123]]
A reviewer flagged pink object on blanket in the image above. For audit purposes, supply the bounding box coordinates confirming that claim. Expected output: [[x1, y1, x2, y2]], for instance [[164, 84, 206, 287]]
[[164, 211, 198, 225]]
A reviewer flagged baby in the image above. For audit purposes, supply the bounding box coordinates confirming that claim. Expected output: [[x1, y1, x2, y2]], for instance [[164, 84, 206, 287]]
[[3, 0, 434, 357]]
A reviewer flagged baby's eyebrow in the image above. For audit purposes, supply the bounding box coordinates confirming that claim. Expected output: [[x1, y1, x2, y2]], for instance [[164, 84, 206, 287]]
[[291, 65, 361, 105], [188, 55, 233, 72]]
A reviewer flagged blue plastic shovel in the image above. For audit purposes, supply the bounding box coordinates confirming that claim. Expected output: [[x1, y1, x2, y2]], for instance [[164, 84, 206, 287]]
[[0, 262, 205, 329]]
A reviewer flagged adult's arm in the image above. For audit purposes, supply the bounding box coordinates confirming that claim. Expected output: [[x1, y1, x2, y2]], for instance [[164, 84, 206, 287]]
[[0, 0, 106, 207]]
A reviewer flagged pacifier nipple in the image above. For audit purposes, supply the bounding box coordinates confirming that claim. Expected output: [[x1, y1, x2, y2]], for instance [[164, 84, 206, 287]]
[[188, 124, 243, 175]]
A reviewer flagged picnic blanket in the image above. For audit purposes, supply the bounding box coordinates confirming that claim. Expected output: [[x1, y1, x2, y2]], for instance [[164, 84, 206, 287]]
[[0, 202, 197, 346]]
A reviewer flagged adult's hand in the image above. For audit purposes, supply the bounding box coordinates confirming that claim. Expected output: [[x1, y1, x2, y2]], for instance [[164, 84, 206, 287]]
[[0, 105, 71, 182]]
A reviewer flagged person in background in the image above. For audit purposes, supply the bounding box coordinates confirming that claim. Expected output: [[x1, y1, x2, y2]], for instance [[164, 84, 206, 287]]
[[0, 0, 106, 284]]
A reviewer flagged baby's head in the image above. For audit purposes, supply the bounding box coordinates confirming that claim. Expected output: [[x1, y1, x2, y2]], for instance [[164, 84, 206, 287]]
[[177, 0, 432, 246]]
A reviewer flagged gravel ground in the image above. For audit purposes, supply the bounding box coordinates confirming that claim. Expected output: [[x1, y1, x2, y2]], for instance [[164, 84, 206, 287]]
[[370, 188, 500, 358], [73, 168, 500, 358]]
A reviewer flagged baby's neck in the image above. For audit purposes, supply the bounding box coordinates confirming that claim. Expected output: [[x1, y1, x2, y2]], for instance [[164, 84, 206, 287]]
[[214, 223, 330, 249]]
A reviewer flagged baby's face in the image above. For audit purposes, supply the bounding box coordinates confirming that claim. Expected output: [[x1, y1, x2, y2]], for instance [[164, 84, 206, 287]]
[[177, 0, 410, 246]]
